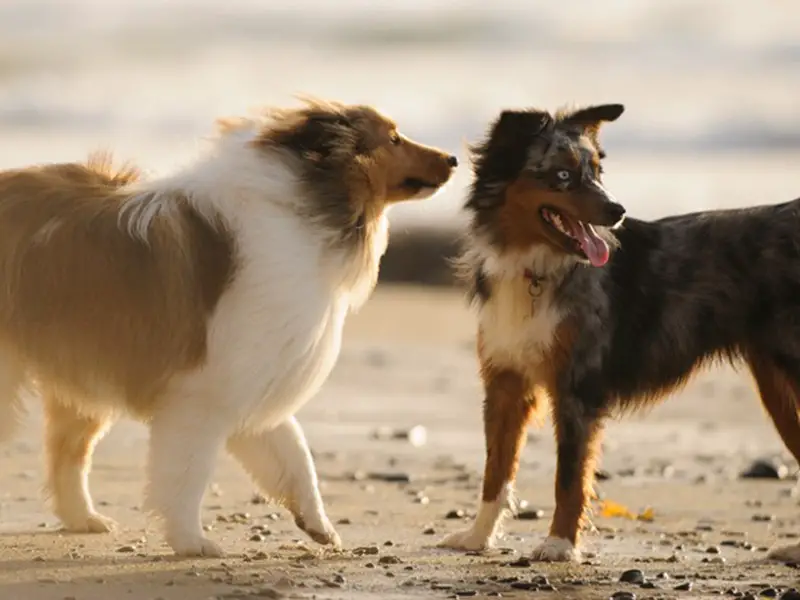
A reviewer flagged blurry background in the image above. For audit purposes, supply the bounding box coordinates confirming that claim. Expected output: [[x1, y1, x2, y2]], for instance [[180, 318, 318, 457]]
[[1, 0, 798, 285]]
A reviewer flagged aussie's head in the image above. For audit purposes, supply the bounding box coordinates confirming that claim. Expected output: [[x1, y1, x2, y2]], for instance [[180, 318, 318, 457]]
[[466, 104, 626, 268], [247, 98, 457, 235]]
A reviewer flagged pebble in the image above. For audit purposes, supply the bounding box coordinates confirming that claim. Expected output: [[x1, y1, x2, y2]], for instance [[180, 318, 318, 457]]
[[353, 545, 380, 556], [367, 472, 412, 483], [780, 591, 800, 600], [510, 582, 538, 590], [610, 592, 636, 600], [516, 509, 544, 520], [378, 555, 402, 565], [453, 591, 478, 597], [337, 518, 352, 525], [506, 557, 532, 568], [619, 569, 646, 584], [116, 545, 137, 553], [396, 425, 427, 447], [752, 514, 776, 522], [740, 459, 789, 480], [445, 509, 466, 519], [706, 545, 721, 554], [423, 527, 436, 535], [674, 582, 693, 591]]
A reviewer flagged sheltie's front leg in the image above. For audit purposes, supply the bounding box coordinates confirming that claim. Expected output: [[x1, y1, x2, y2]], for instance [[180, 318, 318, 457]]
[[439, 366, 542, 551]]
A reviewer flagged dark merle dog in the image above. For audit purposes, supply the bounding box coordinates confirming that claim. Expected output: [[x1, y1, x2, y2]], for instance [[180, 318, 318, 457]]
[[438, 103, 800, 562]]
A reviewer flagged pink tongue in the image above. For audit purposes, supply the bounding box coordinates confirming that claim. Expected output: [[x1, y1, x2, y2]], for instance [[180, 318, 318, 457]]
[[575, 222, 609, 267]]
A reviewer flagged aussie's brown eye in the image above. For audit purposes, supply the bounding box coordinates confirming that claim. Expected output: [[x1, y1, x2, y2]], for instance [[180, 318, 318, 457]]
[[389, 131, 401, 145]]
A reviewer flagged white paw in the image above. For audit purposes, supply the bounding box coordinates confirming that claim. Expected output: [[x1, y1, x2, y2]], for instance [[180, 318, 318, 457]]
[[437, 528, 494, 552], [60, 512, 118, 534], [530, 536, 581, 562], [768, 543, 800, 563], [295, 514, 341, 548], [167, 534, 225, 558]]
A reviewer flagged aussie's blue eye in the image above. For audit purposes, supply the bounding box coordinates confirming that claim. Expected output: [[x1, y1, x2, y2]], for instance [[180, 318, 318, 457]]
[[556, 170, 570, 181]]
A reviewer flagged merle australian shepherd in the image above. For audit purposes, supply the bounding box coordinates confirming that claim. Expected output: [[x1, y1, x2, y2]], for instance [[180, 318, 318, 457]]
[[438, 103, 800, 562]]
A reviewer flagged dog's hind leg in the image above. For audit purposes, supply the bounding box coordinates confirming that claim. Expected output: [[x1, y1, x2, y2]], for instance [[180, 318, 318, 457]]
[[746, 353, 800, 562], [438, 368, 541, 551], [0, 358, 24, 444], [43, 394, 116, 533], [227, 416, 340, 547]]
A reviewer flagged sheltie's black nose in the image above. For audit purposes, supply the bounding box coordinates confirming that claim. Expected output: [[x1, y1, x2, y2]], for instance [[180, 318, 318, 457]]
[[447, 155, 458, 168]]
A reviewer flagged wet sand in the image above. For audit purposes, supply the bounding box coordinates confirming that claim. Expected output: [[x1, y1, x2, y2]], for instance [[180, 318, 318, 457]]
[[1, 285, 798, 600]]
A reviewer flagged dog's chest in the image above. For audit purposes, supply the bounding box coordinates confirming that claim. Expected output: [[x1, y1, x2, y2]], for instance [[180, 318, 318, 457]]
[[478, 278, 563, 371]]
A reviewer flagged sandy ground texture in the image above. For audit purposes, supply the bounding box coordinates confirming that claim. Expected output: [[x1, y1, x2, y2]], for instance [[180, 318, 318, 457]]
[[1, 286, 799, 600]]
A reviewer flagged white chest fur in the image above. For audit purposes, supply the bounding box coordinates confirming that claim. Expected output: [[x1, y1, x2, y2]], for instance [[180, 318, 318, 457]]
[[478, 277, 564, 373], [179, 201, 387, 430]]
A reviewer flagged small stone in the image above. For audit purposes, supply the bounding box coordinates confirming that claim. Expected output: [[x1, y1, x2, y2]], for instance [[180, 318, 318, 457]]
[[445, 509, 465, 519], [619, 569, 646, 584], [116, 545, 136, 553], [752, 514, 776, 522], [780, 591, 800, 600], [706, 546, 721, 554], [674, 581, 693, 591], [510, 582, 538, 590], [250, 493, 266, 505], [249, 534, 266, 542], [610, 592, 636, 600], [454, 591, 478, 597], [740, 459, 789, 480], [516, 509, 544, 520], [337, 517, 352, 525], [395, 425, 427, 447], [506, 557, 532, 568], [655, 572, 670, 579], [431, 583, 454, 590], [378, 555, 402, 565], [367, 472, 412, 483], [332, 574, 346, 584], [353, 545, 380, 556], [423, 527, 436, 535]]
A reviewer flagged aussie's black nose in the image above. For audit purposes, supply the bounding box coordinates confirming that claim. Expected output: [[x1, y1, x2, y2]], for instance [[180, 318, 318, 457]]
[[607, 201, 626, 223], [447, 155, 458, 168]]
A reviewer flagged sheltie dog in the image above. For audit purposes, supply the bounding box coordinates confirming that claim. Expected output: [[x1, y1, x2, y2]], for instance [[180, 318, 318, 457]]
[[439, 103, 799, 562], [0, 98, 457, 556]]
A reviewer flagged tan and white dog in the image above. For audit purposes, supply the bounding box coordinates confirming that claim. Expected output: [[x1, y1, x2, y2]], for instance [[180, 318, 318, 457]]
[[0, 98, 457, 557]]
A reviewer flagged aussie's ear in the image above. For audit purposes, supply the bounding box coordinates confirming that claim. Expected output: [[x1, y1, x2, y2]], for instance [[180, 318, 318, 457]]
[[486, 109, 550, 153], [563, 103, 625, 126]]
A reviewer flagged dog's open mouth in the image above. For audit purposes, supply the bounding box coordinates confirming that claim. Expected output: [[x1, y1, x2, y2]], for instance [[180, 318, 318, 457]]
[[540, 207, 610, 267], [401, 177, 438, 193]]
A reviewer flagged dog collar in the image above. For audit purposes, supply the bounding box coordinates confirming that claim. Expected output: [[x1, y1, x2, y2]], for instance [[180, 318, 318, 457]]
[[523, 268, 547, 300]]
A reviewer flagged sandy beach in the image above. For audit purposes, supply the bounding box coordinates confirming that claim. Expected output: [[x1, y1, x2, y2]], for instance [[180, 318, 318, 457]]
[[1, 285, 799, 600]]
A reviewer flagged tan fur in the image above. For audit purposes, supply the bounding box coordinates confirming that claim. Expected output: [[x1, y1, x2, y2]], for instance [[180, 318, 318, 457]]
[[0, 157, 233, 417]]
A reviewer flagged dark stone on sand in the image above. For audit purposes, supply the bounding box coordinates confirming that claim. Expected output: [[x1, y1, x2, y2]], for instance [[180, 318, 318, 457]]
[[595, 469, 613, 481], [431, 583, 454, 590], [378, 555, 402, 565], [510, 582, 538, 590], [506, 557, 532, 568], [674, 582, 693, 591], [706, 545, 721, 554], [353, 545, 380, 556], [454, 591, 478, 597], [780, 590, 800, 600], [445, 509, 466, 519], [516, 509, 544, 520], [336, 518, 352, 525], [367, 472, 412, 483], [423, 527, 436, 535], [752, 514, 776, 522], [610, 592, 636, 600], [619, 569, 646, 584], [640, 581, 658, 589], [740, 459, 789, 480]]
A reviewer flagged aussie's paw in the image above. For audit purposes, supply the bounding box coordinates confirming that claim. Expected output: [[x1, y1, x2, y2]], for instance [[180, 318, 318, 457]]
[[60, 512, 118, 534], [437, 528, 494, 552], [295, 514, 341, 548], [530, 536, 581, 562], [768, 542, 800, 563], [167, 534, 225, 558]]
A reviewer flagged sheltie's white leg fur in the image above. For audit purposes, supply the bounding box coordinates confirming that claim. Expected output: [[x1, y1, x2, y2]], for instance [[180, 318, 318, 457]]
[[0, 357, 24, 445], [43, 397, 116, 533], [145, 395, 228, 557], [227, 416, 340, 547]]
